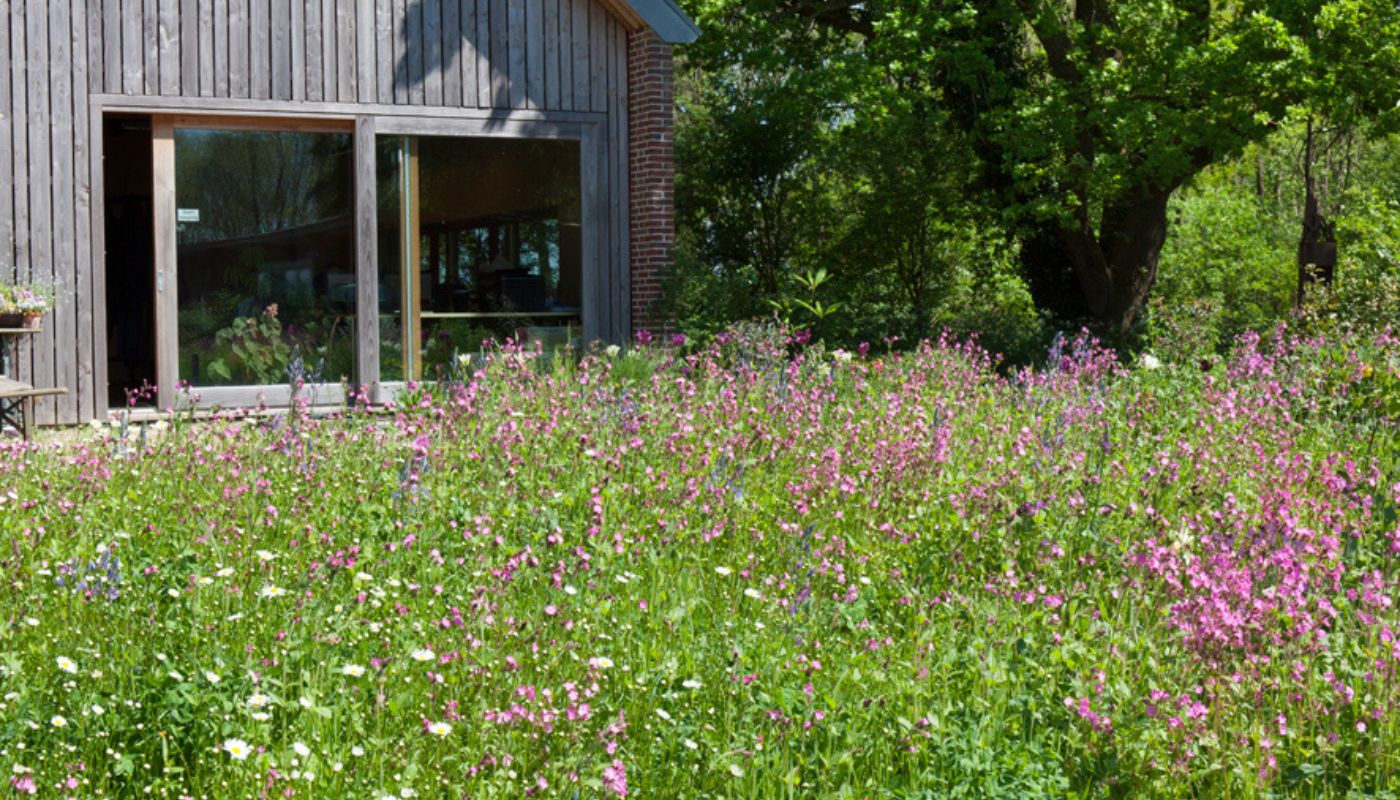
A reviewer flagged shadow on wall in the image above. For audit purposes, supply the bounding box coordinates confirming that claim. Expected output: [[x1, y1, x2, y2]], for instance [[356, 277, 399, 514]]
[[391, 0, 541, 127]]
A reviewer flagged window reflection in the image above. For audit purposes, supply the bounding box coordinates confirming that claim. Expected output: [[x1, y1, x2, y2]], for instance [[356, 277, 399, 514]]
[[175, 128, 355, 387], [378, 136, 583, 380]]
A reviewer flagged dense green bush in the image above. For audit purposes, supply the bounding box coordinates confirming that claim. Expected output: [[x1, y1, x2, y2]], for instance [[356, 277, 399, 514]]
[[1152, 125, 1400, 354]]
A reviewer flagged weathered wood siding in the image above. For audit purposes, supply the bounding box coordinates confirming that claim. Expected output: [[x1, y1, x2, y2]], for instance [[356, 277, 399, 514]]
[[0, 0, 632, 424]]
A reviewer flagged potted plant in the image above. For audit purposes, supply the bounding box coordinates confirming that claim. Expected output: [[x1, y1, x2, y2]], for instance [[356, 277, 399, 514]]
[[0, 281, 53, 329]]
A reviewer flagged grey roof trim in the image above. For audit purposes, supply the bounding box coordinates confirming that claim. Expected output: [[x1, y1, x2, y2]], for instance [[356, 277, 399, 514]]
[[629, 0, 701, 43]]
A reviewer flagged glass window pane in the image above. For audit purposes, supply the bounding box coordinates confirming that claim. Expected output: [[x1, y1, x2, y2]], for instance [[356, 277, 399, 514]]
[[376, 136, 405, 382], [376, 135, 582, 381], [175, 128, 355, 387]]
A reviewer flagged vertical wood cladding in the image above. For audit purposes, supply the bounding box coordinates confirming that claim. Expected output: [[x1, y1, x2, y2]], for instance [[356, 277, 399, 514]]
[[1, 0, 646, 422]]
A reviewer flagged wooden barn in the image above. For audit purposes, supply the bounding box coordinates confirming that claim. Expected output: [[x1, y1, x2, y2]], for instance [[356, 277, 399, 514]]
[[0, 0, 696, 423]]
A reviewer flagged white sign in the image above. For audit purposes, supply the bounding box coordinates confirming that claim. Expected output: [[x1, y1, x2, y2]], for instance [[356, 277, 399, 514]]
[[177, 208, 200, 223]]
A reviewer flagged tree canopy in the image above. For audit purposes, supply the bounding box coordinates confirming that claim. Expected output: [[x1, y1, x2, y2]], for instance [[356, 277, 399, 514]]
[[673, 0, 1400, 342]]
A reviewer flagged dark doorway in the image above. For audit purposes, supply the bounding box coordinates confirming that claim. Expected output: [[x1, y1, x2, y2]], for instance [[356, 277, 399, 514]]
[[103, 114, 156, 408]]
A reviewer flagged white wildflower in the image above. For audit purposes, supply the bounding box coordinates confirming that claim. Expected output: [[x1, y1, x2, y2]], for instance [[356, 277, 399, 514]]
[[223, 738, 251, 760]]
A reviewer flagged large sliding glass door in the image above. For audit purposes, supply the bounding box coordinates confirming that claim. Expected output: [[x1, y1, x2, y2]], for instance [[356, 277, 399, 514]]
[[377, 135, 583, 381]]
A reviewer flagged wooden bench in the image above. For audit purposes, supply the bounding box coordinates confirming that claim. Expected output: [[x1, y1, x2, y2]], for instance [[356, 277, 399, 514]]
[[0, 377, 66, 440]]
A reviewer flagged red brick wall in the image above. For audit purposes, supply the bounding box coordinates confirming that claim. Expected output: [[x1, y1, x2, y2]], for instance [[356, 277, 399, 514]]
[[627, 29, 677, 335]]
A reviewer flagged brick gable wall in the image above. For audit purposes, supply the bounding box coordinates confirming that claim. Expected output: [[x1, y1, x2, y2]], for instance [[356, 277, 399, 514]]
[[626, 29, 677, 335]]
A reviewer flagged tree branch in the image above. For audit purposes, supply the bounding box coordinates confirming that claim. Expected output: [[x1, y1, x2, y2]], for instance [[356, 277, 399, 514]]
[[779, 0, 875, 39]]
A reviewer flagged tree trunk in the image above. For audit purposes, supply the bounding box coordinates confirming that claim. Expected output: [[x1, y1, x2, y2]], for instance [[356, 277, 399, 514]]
[[1019, 188, 1172, 339]]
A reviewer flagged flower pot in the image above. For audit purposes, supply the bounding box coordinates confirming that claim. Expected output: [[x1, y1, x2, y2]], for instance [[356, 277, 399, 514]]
[[0, 312, 22, 328], [21, 312, 41, 330]]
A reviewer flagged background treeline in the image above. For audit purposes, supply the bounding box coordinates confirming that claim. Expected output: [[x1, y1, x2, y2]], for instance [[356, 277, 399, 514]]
[[664, 0, 1400, 363]]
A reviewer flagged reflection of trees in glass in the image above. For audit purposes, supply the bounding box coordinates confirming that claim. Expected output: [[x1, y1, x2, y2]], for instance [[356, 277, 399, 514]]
[[175, 128, 357, 387], [175, 130, 352, 243]]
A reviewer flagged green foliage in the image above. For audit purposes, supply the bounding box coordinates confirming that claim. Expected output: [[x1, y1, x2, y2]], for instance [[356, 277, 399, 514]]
[[767, 268, 842, 332], [1152, 123, 1400, 353], [206, 309, 292, 384], [675, 0, 1400, 337], [1155, 180, 1298, 345]]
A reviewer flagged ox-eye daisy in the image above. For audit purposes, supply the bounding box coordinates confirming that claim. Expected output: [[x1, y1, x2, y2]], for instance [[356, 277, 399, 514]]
[[223, 739, 251, 760]]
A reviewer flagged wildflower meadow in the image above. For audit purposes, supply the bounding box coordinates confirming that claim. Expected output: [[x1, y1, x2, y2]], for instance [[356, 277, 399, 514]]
[[1, 323, 1398, 799]]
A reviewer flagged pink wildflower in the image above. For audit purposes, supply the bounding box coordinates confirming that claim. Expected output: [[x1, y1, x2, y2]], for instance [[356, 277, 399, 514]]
[[602, 759, 628, 797]]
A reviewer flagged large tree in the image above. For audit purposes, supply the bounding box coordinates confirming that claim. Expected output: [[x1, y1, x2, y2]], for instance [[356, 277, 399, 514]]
[[685, 0, 1400, 335]]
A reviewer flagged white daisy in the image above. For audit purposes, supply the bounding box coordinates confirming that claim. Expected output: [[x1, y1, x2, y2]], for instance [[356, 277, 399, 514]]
[[260, 585, 285, 599], [255, 550, 276, 562], [50, 715, 67, 728], [223, 738, 251, 760], [427, 722, 452, 737], [411, 649, 435, 663], [292, 742, 311, 758], [204, 671, 221, 684], [56, 657, 78, 674], [246, 694, 271, 709], [341, 664, 366, 677], [715, 566, 732, 576]]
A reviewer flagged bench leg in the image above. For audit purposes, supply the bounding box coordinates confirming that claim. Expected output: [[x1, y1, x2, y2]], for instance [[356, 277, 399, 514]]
[[0, 398, 16, 439], [21, 396, 29, 441]]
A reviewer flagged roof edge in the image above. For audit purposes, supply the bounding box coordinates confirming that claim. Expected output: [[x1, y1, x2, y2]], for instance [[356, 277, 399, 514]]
[[628, 0, 701, 44]]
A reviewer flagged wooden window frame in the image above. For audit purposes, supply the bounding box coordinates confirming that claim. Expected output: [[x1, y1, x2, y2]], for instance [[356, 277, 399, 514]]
[[149, 113, 358, 410], [367, 115, 601, 398]]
